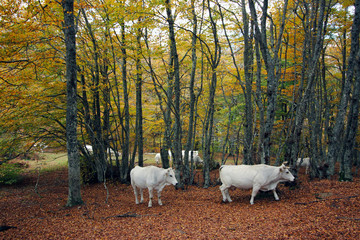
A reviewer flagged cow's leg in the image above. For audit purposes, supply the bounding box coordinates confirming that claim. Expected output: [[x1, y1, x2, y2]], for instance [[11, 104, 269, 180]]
[[139, 188, 144, 203], [132, 186, 139, 204], [157, 190, 163, 206], [219, 184, 232, 202], [305, 166, 309, 175], [250, 186, 260, 205], [225, 188, 232, 202], [148, 187, 153, 207], [272, 189, 279, 201]]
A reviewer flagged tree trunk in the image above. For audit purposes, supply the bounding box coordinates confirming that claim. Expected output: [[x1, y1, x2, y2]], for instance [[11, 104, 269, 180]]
[[203, 0, 221, 188], [241, 0, 254, 165], [135, 24, 144, 167], [81, 8, 106, 182], [183, 0, 198, 185], [327, 0, 360, 176], [166, 0, 182, 185], [63, 0, 83, 207], [339, 0, 360, 181], [120, 18, 130, 183], [248, 0, 288, 164]]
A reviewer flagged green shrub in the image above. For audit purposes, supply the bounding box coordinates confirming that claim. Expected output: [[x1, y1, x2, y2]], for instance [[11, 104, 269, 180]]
[[0, 162, 24, 185]]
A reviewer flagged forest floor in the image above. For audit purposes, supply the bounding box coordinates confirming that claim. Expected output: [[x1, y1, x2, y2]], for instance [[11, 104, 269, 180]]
[[1, 161, 360, 239]]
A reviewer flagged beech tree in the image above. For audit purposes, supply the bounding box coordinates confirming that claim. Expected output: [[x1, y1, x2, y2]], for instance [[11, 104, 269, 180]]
[[62, 0, 83, 207], [336, 0, 360, 181]]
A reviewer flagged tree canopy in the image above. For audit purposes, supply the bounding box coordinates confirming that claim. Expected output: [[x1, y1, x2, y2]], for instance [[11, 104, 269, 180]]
[[1, 0, 359, 185]]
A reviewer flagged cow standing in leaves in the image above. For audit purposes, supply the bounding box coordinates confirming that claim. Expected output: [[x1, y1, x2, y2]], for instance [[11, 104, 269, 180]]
[[130, 166, 178, 207], [219, 163, 295, 204]]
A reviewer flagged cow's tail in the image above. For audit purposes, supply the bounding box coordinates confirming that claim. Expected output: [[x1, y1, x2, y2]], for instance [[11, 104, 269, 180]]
[[218, 165, 225, 184]]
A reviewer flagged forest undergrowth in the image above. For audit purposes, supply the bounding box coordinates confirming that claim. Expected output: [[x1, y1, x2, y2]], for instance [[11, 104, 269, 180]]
[[1, 165, 360, 239]]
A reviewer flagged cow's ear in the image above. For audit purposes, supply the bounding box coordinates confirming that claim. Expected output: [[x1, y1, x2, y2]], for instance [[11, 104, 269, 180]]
[[280, 165, 285, 172]]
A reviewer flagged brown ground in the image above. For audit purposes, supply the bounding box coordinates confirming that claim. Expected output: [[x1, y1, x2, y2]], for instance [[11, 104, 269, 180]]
[[1, 167, 360, 239]]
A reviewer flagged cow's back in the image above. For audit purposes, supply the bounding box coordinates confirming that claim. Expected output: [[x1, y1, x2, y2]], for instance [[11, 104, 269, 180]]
[[131, 166, 163, 189], [220, 164, 278, 189], [220, 165, 256, 189]]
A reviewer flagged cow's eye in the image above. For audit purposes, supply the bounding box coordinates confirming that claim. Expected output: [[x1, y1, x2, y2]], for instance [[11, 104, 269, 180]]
[[169, 175, 173, 177]]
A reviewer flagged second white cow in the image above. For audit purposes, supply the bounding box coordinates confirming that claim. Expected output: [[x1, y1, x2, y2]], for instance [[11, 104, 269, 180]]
[[155, 150, 173, 164], [296, 157, 310, 174], [219, 163, 295, 205], [130, 166, 178, 207]]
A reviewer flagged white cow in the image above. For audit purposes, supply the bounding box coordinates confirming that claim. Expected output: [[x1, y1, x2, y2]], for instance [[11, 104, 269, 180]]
[[181, 150, 199, 158], [84, 144, 93, 154], [155, 150, 173, 164], [130, 166, 178, 207], [34, 142, 48, 153], [182, 150, 202, 165], [84, 145, 121, 158], [219, 163, 295, 205], [296, 157, 310, 174], [193, 155, 203, 166]]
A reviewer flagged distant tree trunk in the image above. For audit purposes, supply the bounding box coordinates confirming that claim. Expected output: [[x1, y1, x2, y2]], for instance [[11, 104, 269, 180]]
[[203, 0, 221, 188], [166, 0, 182, 185], [81, 8, 106, 182], [241, 0, 254, 165], [143, 27, 171, 169], [135, 24, 144, 167], [248, 0, 288, 164], [120, 18, 130, 182], [339, 0, 360, 181], [183, 0, 198, 185], [218, 0, 254, 165], [327, 0, 360, 176], [285, 0, 328, 172], [308, 85, 322, 178], [254, 39, 265, 164], [63, 0, 83, 207], [100, 26, 111, 177]]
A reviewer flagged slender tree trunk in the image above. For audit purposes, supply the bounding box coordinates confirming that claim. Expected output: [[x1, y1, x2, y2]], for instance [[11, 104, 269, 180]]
[[135, 24, 144, 167], [241, 0, 254, 165], [248, 0, 288, 164], [143, 27, 171, 170], [81, 8, 106, 182], [166, 0, 182, 185], [63, 0, 83, 207], [327, 0, 360, 176], [203, 0, 221, 188], [120, 17, 130, 182], [254, 38, 265, 164], [287, 0, 328, 172], [339, 0, 360, 181], [183, 0, 198, 185]]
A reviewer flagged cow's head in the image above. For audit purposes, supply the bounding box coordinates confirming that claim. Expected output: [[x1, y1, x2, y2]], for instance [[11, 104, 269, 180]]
[[279, 164, 295, 182], [166, 168, 178, 185]]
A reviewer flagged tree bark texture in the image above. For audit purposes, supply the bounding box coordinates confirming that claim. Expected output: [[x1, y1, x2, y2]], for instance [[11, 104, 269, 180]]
[[166, 0, 182, 185], [327, 0, 360, 176], [135, 25, 144, 167], [203, 0, 221, 188], [183, 0, 198, 185], [248, 0, 288, 164], [339, 0, 360, 181], [63, 0, 83, 207]]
